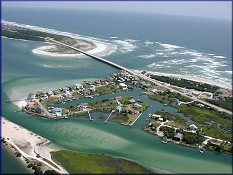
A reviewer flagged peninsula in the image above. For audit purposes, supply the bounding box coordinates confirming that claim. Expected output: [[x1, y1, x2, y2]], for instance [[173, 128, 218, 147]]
[[2, 20, 113, 57]]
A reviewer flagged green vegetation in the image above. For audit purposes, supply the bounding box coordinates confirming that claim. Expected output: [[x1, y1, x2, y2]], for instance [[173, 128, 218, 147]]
[[150, 75, 220, 93], [201, 124, 232, 142], [206, 97, 232, 111], [51, 150, 153, 174], [204, 141, 232, 154], [159, 126, 175, 139], [155, 111, 188, 129], [177, 106, 232, 130], [15, 151, 21, 157], [181, 131, 205, 145]]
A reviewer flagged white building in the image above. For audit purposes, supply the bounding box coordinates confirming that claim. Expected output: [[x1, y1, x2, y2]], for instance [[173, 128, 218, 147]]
[[52, 107, 62, 117], [119, 83, 127, 90], [75, 83, 83, 90], [189, 124, 198, 131]]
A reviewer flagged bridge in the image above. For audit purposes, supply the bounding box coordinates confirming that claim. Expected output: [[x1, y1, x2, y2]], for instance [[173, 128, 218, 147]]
[[47, 38, 232, 115]]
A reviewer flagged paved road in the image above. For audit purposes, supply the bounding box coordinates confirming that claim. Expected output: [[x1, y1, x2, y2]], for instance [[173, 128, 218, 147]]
[[47, 38, 232, 115], [7, 139, 68, 174], [35, 99, 54, 118]]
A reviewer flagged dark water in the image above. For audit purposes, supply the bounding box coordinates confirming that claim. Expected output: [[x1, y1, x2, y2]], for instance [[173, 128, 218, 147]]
[[1, 145, 31, 174]]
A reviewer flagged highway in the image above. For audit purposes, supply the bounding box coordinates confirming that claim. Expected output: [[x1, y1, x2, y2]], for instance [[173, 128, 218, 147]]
[[47, 38, 232, 115]]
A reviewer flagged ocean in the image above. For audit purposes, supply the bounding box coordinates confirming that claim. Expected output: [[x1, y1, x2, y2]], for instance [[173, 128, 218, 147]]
[[1, 7, 232, 174]]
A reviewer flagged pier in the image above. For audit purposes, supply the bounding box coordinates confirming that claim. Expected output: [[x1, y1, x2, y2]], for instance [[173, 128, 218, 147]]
[[6, 99, 25, 103], [104, 111, 113, 124], [87, 110, 93, 121], [129, 113, 142, 126]]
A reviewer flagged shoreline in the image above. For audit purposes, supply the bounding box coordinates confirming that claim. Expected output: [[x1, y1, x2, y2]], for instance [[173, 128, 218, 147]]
[[1, 117, 68, 174], [32, 40, 116, 58], [134, 70, 232, 90]]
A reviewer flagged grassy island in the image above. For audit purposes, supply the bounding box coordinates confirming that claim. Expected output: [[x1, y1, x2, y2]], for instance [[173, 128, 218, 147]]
[[51, 150, 153, 174]]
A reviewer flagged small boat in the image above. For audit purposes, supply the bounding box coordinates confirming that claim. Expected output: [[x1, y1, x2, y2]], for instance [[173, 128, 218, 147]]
[[164, 104, 167, 106], [162, 140, 167, 144], [199, 145, 204, 153], [199, 149, 204, 153]]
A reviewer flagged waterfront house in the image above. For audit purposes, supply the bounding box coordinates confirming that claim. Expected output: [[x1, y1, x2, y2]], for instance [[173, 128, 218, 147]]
[[68, 85, 76, 91], [189, 124, 198, 131], [128, 98, 136, 103], [74, 83, 83, 90], [151, 114, 161, 120], [133, 103, 142, 109], [26, 103, 35, 111], [173, 98, 180, 105], [47, 90, 53, 96], [89, 86, 96, 93], [119, 83, 127, 90], [52, 107, 62, 117], [82, 89, 91, 96], [35, 108, 42, 114], [95, 80, 101, 85], [129, 109, 139, 114], [115, 106, 122, 113], [115, 96, 123, 101], [79, 103, 89, 110], [26, 93, 35, 102], [64, 91, 72, 98], [173, 133, 184, 141], [35, 91, 45, 97], [151, 89, 158, 94], [208, 140, 221, 146]]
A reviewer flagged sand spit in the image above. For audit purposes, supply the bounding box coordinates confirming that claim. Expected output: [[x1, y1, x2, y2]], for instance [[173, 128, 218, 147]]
[[1, 117, 68, 174]]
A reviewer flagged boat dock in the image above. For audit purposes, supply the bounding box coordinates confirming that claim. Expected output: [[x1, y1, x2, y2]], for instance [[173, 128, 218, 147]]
[[104, 111, 113, 124], [87, 110, 93, 121], [129, 113, 142, 126]]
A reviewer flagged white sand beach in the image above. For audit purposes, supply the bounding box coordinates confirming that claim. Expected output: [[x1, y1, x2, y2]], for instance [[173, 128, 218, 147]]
[[135, 70, 232, 90], [1, 117, 68, 174], [32, 40, 115, 58]]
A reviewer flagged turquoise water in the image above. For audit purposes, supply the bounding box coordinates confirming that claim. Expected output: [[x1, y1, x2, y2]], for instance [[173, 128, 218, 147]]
[[1, 7, 232, 174]]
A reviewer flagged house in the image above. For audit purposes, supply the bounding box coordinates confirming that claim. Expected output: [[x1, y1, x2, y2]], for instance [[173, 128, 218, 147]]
[[129, 109, 139, 114], [74, 83, 83, 90], [189, 124, 198, 131], [173, 133, 183, 141], [52, 107, 62, 117], [64, 91, 72, 98], [208, 140, 221, 146], [133, 103, 142, 109], [115, 106, 122, 113], [79, 103, 89, 110], [173, 98, 180, 105], [68, 85, 76, 91], [119, 83, 127, 90], [128, 98, 136, 103], [115, 96, 123, 101], [151, 114, 161, 120], [151, 89, 158, 94], [26, 93, 35, 102], [82, 89, 91, 96], [95, 80, 101, 85], [26, 103, 35, 110], [35, 91, 45, 97], [47, 90, 53, 96], [89, 86, 96, 93], [35, 108, 42, 114]]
